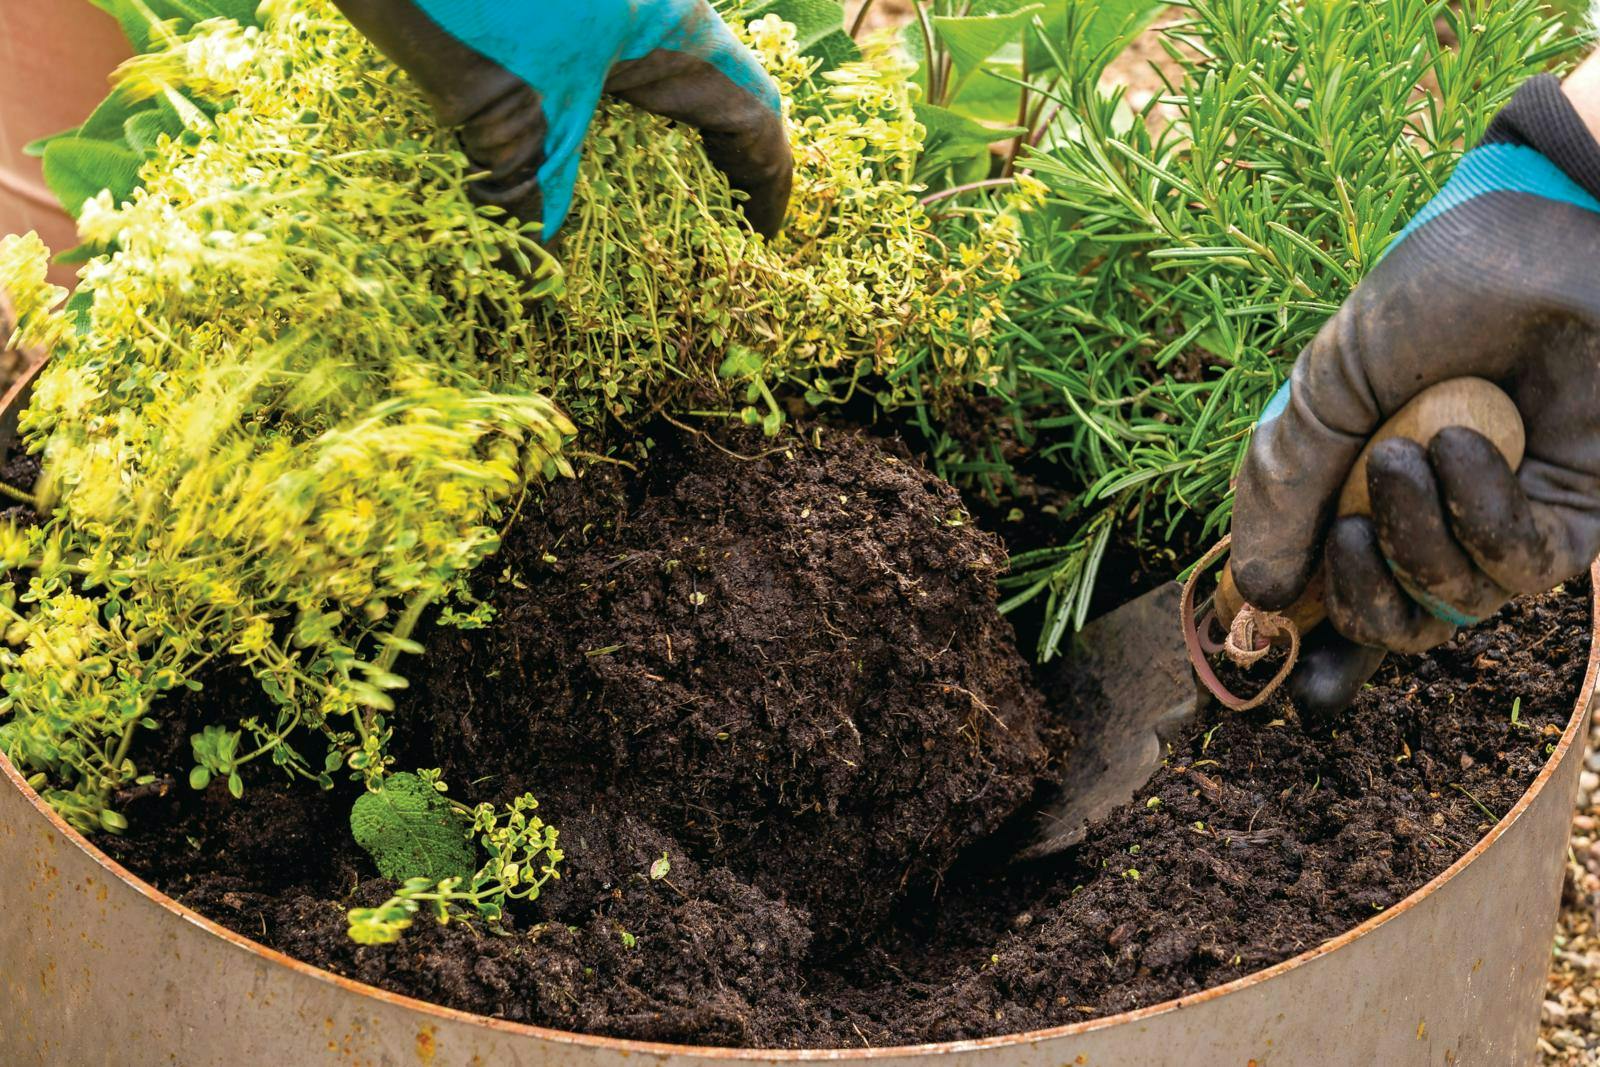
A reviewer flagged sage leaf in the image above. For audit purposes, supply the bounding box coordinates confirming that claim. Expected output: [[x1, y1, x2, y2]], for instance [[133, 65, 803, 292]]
[[350, 772, 477, 883]]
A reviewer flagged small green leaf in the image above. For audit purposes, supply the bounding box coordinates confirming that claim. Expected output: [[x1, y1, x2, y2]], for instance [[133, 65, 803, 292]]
[[650, 852, 671, 880], [350, 772, 477, 883], [189, 766, 212, 791], [718, 345, 766, 380]]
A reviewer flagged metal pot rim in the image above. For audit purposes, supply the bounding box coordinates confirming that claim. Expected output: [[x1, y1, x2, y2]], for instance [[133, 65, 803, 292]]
[[4, 568, 1596, 1062]]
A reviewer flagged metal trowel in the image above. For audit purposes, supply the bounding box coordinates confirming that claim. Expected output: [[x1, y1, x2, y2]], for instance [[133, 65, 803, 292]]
[[1020, 377, 1528, 859]]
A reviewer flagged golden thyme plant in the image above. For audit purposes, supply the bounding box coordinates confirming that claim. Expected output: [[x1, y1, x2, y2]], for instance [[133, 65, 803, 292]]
[[0, 1, 1030, 928], [550, 16, 1036, 429], [0, 3, 575, 839]]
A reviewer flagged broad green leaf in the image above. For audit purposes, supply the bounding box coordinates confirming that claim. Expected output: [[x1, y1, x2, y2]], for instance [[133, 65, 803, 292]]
[[915, 102, 1024, 180], [947, 49, 1026, 127], [41, 139, 145, 217], [931, 5, 1042, 95], [350, 772, 477, 883], [80, 88, 147, 142], [55, 243, 104, 266], [1027, 0, 1167, 75], [195, 0, 264, 24], [90, 0, 261, 51], [125, 109, 184, 154], [24, 131, 79, 159]]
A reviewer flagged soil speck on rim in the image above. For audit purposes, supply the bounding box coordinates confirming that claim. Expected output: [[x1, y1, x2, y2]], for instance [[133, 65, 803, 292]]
[[98, 423, 1590, 1049]]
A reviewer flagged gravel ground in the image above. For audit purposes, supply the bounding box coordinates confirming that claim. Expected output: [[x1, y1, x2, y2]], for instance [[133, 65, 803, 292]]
[[1541, 719, 1600, 1065]]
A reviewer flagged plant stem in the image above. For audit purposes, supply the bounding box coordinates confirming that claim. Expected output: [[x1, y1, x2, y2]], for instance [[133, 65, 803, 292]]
[[848, 0, 878, 38], [375, 589, 435, 676], [919, 178, 1017, 207], [101, 694, 154, 799], [0, 480, 38, 509]]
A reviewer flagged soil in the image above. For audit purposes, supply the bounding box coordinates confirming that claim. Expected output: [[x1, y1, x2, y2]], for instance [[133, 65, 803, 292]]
[[87, 423, 1592, 1050]]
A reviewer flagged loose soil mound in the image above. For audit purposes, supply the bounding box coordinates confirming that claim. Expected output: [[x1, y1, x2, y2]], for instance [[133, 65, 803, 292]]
[[97, 425, 1590, 1048], [406, 424, 1053, 939]]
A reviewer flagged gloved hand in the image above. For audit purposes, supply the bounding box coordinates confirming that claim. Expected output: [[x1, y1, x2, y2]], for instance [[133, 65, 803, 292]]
[[331, 0, 794, 240], [1231, 73, 1600, 718]]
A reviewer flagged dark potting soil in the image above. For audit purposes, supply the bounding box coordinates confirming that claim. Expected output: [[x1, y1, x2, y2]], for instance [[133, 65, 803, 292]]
[[92, 424, 1590, 1049]]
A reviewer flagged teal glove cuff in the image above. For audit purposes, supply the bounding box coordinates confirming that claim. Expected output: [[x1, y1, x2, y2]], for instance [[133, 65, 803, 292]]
[[410, 0, 781, 235], [1385, 143, 1600, 255]]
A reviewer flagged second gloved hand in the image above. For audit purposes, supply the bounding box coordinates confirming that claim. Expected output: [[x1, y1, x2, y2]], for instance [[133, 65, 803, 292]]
[[332, 0, 794, 240], [1231, 74, 1600, 718]]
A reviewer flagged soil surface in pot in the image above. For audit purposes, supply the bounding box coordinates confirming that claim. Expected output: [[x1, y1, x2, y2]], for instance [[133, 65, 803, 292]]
[[92, 427, 1590, 1049]]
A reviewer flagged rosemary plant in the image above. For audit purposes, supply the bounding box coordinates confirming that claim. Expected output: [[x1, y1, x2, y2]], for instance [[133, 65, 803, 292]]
[[968, 0, 1575, 658]]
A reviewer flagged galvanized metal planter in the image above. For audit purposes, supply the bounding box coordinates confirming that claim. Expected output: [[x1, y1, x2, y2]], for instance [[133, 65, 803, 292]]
[[2, 569, 1596, 1067]]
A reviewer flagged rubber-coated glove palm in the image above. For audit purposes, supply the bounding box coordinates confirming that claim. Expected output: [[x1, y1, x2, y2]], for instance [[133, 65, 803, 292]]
[[332, 0, 793, 240], [1232, 75, 1600, 718]]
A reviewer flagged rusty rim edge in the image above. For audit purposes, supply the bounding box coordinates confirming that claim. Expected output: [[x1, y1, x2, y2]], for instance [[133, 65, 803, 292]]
[[1, 545, 1595, 1059]]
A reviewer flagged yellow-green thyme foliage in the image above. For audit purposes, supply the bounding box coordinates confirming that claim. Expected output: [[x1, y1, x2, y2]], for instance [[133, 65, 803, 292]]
[[547, 17, 1038, 426], [0, 3, 574, 832], [0, 2, 1031, 837]]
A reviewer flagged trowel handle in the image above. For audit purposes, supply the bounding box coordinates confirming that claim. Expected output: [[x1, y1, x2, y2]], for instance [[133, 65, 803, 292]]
[[1213, 377, 1526, 631]]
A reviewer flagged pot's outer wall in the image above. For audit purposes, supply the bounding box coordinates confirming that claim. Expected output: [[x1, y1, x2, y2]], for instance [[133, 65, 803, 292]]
[[0, 4, 129, 287], [3, 571, 1597, 1067]]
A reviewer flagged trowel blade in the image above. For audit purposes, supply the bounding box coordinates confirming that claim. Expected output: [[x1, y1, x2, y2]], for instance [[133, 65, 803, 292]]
[[1019, 580, 1201, 860]]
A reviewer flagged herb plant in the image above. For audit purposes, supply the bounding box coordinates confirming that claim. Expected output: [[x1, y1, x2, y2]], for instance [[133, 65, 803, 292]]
[[0, 0, 1046, 940], [540, 12, 1039, 431], [958, 0, 1575, 657], [0, 1, 580, 844]]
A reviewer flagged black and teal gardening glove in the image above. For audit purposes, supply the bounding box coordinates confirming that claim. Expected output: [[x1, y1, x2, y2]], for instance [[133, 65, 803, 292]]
[[1231, 74, 1600, 718], [331, 0, 793, 240]]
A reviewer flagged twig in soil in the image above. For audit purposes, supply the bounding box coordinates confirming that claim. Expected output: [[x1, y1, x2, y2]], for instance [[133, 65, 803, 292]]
[[570, 450, 641, 473]]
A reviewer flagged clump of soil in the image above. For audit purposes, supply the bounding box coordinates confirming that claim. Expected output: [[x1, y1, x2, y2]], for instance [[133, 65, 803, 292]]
[[406, 425, 1052, 939], [97, 424, 1591, 1049]]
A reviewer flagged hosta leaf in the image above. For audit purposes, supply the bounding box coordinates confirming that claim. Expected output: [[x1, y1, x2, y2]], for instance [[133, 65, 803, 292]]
[[350, 772, 477, 883], [41, 139, 145, 218]]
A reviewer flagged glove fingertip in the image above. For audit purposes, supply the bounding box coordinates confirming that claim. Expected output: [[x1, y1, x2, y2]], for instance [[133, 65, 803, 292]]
[[1289, 634, 1387, 724], [1230, 553, 1317, 613]]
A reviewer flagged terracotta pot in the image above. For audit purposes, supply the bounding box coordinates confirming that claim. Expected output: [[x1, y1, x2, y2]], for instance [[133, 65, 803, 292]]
[[0, 566, 1594, 1067], [0, 3, 130, 287]]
